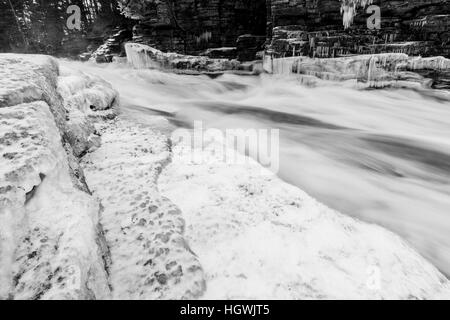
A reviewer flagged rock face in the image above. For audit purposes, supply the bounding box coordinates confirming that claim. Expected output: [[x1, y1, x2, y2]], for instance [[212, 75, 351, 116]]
[[125, 43, 240, 73], [118, 0, 449, 60], [264, 52, 450, 91], [267, 0, 450, 58], [119, 0, 267, 56]]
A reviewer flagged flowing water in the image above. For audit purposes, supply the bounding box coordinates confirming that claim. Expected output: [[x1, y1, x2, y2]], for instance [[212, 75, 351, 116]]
[[62, 60, 450, 277]]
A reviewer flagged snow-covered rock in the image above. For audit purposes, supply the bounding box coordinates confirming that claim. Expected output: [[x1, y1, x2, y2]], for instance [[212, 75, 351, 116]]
[[264, 53, 450, 89], [81, 119, 206, 299], [0, 54, 118, 299], [159, 141, 450, 299], [125, 43, 240, 73], [57, 66, 119, 156], [0, 101, 110, 300]]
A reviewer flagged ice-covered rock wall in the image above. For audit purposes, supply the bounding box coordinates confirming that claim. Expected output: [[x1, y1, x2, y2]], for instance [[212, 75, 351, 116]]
[[340, 0, 374, 29], [125, 43, 240, 72], [0, 54, 118, 299], [268, 0, 450, 58], [264, 53, 450, 89]]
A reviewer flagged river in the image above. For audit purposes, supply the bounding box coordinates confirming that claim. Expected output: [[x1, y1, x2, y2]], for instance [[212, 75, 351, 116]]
[[61, 60, 450, 277]]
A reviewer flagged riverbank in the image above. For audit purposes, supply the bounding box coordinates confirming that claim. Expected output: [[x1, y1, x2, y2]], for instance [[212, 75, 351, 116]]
[[1, 54, 450, 299]]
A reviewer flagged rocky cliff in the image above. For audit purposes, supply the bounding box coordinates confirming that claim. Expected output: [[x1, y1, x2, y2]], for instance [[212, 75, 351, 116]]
[[118, 0, 449, 60], [268, 0, 450, 58], [119, 0, 267, 55]]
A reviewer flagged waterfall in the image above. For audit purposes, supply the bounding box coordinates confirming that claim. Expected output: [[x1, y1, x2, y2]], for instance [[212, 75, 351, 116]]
[[272, 57, 300, 75], [125, 43, 164, 69]]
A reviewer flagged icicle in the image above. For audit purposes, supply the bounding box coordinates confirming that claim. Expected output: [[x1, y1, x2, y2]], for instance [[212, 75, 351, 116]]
[[340, 0, 374, 29], [125, 43, 165, 69]]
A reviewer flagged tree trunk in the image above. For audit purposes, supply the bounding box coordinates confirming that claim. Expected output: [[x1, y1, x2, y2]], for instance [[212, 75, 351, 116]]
[[7, 0, 28, 50]]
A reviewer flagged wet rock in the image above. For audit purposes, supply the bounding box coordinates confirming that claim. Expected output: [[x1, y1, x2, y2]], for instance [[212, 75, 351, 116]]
[[267, 1, 450, 58], [90, 29, 133, 64], [236, 34, 267, 62]]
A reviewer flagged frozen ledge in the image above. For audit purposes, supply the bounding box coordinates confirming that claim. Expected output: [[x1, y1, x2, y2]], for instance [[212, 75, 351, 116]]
[[159, 141, 450, 299], [264, 53, 450, 90], [0, 54, 117, 299], [125, 43, 241, 73], [2, 54, 450, 300]]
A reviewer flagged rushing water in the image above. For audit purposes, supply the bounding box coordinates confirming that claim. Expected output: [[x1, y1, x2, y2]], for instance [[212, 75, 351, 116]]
[[62, 60, 450, 276]]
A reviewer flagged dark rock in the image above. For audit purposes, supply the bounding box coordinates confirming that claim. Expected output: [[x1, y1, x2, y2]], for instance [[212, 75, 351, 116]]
[[201, 47, 237, 60], [267, 0, 450, 58], [91, 29, 133, 63], [119, 0, 267, 54], [236, 35, 266, 61]]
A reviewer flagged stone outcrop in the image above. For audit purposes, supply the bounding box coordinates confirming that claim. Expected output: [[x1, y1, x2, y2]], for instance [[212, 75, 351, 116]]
[[264, 52, 450, 92], [0, 54, 118, 299], [117, 0, 449, 62], [125, 43, 240, 73], [119, 0, 267, 56], [267, 0, 450, 58]]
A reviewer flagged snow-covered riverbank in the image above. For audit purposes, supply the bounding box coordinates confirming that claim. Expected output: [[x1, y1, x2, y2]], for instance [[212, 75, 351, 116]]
[[0, 54, 117, 299], [1, 54, 450, 299], [160, 140, 450, 299]]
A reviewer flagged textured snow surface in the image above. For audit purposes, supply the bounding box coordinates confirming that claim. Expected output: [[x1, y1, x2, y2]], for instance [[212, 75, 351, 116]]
[[57, 64, 119, 157], [0, 54, 116, 299], [159, 142, 450, 299], [0, 101, 109, 299], [82, 119, 206, 299]]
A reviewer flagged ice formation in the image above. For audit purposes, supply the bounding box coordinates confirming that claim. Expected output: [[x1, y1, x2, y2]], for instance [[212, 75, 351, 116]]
[[2, 53, 450, 300], [160, 140, 450, 299], [0, 54, 117, 299], [264, 53, 450, 89], [125, 43, 239, 72], [341, 0, 374, 29]]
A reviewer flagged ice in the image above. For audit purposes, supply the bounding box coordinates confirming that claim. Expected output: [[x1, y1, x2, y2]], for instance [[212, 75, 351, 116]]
[[125, 43, 239, 72], [81, 119, 206, 299], [341, 0, 374, 28], [265, 53, 450, 89], [160, 140, 450, 299], [0, 54, 117, 299], [0, 101, 110, 299]]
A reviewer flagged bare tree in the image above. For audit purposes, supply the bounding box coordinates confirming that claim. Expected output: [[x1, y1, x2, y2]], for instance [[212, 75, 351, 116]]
[[7, 0, 28, 49]]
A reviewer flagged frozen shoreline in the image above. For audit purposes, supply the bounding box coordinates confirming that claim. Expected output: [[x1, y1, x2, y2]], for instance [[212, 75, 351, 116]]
[[159, 140, 450, 299], [1, 54, 450, 299]]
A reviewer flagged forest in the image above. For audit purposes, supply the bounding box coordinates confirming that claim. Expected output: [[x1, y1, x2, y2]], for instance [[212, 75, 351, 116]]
[[0, 0, 129, 55]]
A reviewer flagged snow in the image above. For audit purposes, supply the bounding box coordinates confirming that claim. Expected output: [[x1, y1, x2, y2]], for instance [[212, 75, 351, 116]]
[[81, 118, 206, 300], [0, 101, 109, 299], [0, 54, 117, 299], [159, 140, 450, 299], [125, 43, 239, 72], [340, 0, 374, 29], [57, 65, 119, 156], [264, 53, 450, 90]]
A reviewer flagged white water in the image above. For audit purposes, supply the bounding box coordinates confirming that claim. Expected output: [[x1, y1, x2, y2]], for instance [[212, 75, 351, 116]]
[[61, 60, 450, 277]]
